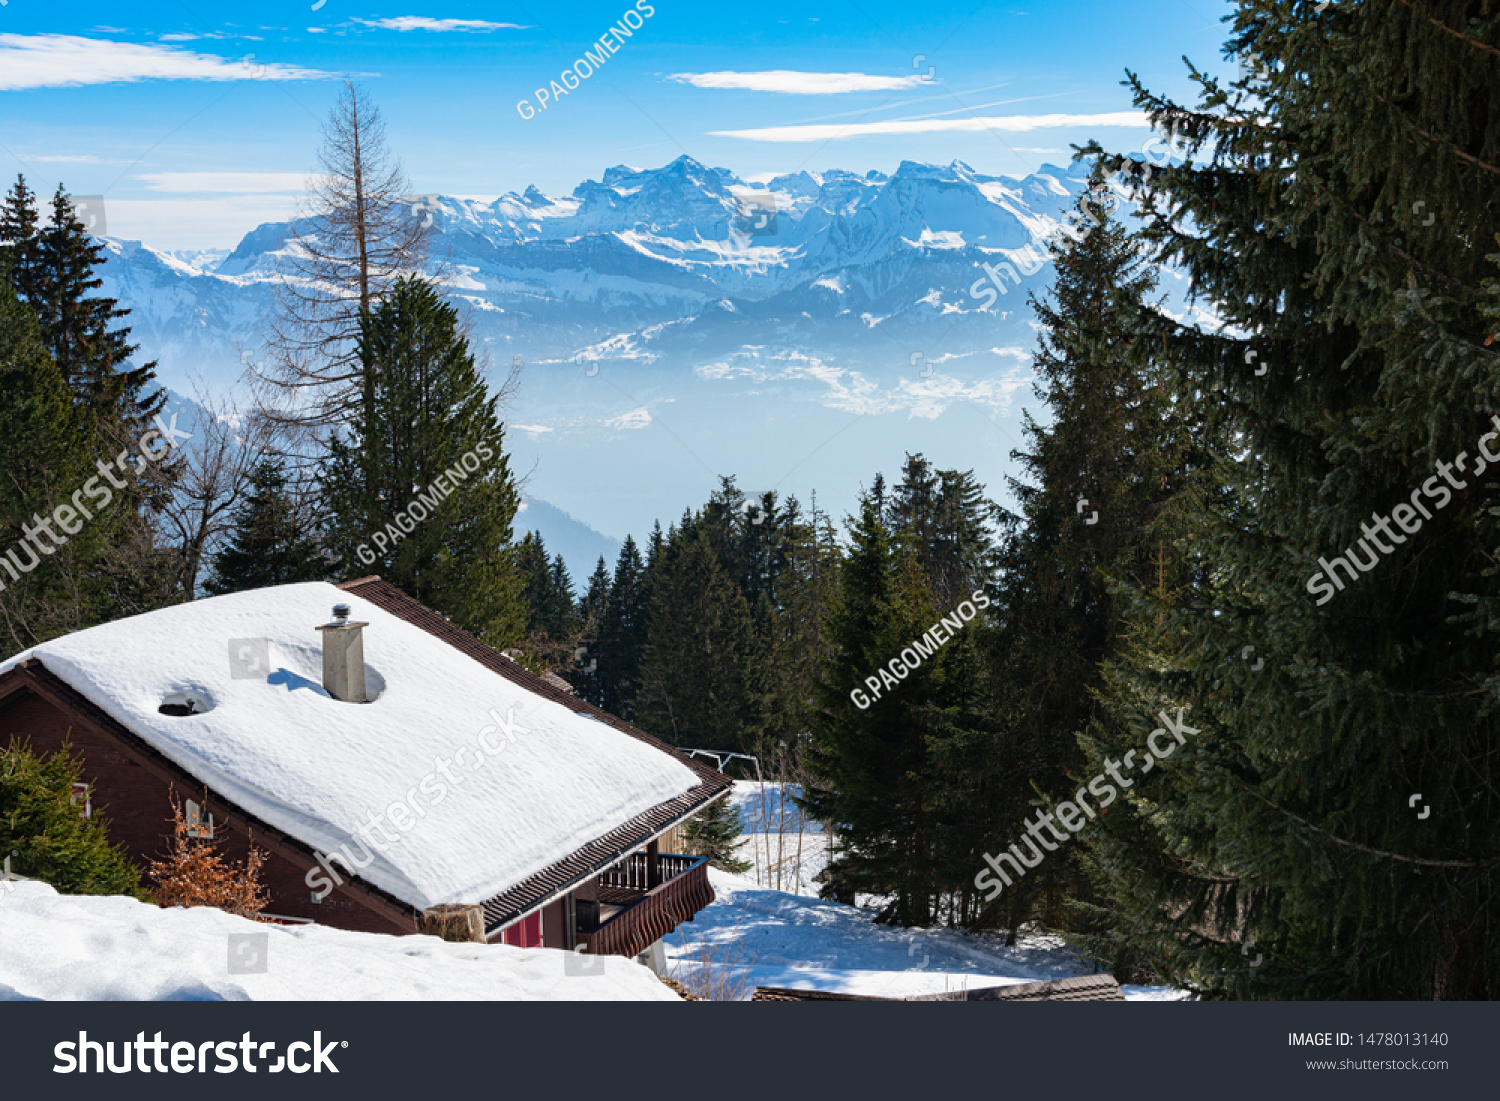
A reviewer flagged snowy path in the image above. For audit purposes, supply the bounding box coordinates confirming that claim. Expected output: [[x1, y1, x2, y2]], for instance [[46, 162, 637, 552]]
[[664, 868, 1185, 1001]]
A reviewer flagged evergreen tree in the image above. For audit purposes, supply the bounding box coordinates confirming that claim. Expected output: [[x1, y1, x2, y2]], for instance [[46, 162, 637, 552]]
[[598, 536, 648, 720], [0, 742, 143, 897], [636, 529, 756, 751], [514, 533, 577, 641], [0, 176, 43, 306], [681, 796, 753, 875], [800, 494, 947, 925], [321, 276, 525, 648], [1075, 0, 1500, 998], [0, 273, 119, 649], [203, 459, 326, 595], [963, 182, 1188, 938], [886, 455, 999, 609], [569, 555, 611, 704], [30, 186, 162, 433]]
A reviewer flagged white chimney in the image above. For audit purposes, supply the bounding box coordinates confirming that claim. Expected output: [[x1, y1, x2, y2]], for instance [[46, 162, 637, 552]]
[[316, 603, 369, 703]]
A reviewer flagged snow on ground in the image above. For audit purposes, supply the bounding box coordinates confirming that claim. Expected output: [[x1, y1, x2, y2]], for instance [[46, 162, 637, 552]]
[[0, 582, 697, 910], [664, 868, 1187, 1001], [0, 882, 678, 1002], [719, 782, 828, 896]]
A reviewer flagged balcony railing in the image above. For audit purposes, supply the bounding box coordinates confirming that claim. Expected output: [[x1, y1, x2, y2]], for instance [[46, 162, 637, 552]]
[[597, 852, 701, 893], [582, 854, 713, 959]]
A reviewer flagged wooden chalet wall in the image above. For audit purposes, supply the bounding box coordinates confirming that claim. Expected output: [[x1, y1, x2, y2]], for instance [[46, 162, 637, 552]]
[[0, 677, 410, 935]]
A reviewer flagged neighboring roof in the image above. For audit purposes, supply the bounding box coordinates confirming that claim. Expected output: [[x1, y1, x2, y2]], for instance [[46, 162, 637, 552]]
[[337, 577, 733, 933], [750, 974, 1126, 1002], [0, 581, 705, 914]]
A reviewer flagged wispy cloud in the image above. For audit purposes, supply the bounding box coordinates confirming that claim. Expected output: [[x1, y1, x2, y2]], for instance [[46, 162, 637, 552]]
[[137, 172, 309, 193], [352, 17, 527, 32], [27, 154, 104, 163], [158, 32, 263, 43], [0, 34, 338, 90], [670, 70, 928, 94], [712, 111, 1148, 142]]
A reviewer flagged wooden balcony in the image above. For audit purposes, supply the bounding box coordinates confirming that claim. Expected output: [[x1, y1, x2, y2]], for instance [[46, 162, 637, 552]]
[[580, 852, 713, 959]]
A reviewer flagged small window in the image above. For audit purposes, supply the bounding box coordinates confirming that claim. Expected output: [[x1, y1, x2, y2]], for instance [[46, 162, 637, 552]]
[[185, 799, 214, 840], [71, 781, 91, 819]]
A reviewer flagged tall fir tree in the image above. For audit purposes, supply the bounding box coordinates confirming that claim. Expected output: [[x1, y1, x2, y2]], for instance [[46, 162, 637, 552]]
[[961, 182, 1192, 939], [800, 494, 949, 925], [31, 186, 162, 433], [321, 276, 525, 648], [1075, 0, 1500, 998], [0, 273, 117, 649], [514, 533, 577, 641], [0, 176, 43, 306]]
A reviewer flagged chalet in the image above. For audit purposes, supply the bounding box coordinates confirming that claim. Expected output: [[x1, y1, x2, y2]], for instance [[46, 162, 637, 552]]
[[0, 578, 731, 968]]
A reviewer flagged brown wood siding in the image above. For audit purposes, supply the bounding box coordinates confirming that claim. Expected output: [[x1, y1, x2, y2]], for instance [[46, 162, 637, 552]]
[[0, 667, 414, 936]]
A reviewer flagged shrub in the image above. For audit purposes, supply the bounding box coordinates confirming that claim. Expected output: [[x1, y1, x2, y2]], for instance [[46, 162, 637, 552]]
[[0, 740, 143, 897], [148, 793, 269, 918]]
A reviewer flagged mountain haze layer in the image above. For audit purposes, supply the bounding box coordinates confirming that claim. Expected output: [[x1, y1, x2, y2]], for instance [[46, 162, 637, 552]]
[[99, 155, 1201, 537]]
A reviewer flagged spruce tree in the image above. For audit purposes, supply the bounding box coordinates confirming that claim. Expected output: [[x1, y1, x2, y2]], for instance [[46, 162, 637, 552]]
[[203, 459, 326, 595], [321, 275, 525, 647], [682, 796, 753, 875], [961, 183, 1189, 938], [1075, 0, 1500, 998], [515, 533, 577, 642], [0, 273, 117, 649], [31, 186, 162, 433], [0, 176, 43, 306], [636, 529, 755, 751], [0, 742, 143, 897], [598, 535, 649, 720], [570, 555, 611, 704], [800, 494, 947, 925]]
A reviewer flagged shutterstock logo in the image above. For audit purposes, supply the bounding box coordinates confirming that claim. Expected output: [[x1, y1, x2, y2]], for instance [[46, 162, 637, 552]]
[[55, 1032, 346, 1074]]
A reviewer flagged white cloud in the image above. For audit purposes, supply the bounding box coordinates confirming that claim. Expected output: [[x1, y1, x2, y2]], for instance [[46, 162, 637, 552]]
[[0, 34, 339, 90], [26, 154, 104, 163], [606, 407, 652, 430], [670, 70, 927, 94], [353, 17, 527, 32], [89, 196, 302, 251], [137, 172, 309, 194], [712, 111, 1149, 143]]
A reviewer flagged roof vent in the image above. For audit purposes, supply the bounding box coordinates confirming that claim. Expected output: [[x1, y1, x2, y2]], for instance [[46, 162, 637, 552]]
[[316, 603, 370, 703]]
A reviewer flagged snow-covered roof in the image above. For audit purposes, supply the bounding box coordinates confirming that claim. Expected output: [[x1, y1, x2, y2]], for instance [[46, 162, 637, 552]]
[[0, 582, 698, 911]]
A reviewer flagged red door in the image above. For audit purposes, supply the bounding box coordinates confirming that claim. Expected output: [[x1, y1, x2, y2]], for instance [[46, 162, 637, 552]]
[[502, 911, 542, 947]]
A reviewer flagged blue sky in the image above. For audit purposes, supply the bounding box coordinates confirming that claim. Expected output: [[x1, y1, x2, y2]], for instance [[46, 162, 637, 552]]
[[0, 0, 1237, 250]]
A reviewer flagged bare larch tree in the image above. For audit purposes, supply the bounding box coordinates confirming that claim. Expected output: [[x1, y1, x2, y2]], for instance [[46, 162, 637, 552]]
[[256, 81, 434, 447]]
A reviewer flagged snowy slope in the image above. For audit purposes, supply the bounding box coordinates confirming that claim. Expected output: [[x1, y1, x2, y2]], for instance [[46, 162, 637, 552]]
[[0, 582, 697, 910], [665, 868, 1187, 1001], [0, 883, 677, 1002]]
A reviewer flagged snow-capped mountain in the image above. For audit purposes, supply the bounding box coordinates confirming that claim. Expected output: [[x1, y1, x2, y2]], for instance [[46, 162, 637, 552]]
[[99, 155, 1185, 538]]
